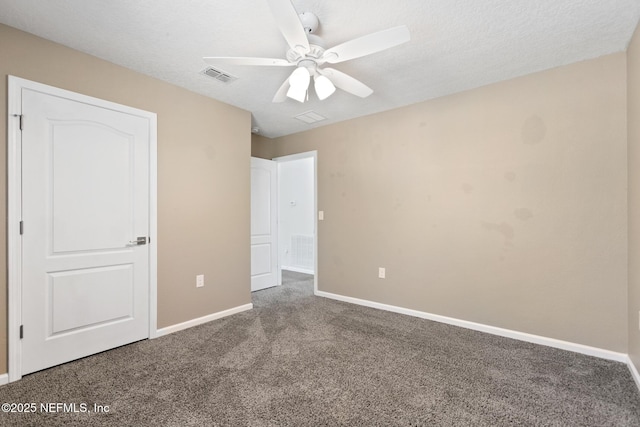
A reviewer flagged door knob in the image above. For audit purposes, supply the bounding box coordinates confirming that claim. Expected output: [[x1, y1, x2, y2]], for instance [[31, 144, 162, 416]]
[[128, 236, 147, 246]]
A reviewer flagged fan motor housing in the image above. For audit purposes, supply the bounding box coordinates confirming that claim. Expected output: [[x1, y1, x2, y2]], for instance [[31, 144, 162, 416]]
[[286, 44, 325, 63]]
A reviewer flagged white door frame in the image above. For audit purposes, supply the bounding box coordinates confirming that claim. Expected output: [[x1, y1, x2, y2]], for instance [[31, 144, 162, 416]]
[[273, 151, 318, 294], [7, 76, 158, 383]]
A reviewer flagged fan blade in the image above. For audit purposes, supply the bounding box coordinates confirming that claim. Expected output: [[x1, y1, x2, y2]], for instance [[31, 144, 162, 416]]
[[272, 77, 291, 103], [323, 25, 410, 64], [266, 0, 310, 54], [319, 68, 373, 98], [203, 57, 293, 67]]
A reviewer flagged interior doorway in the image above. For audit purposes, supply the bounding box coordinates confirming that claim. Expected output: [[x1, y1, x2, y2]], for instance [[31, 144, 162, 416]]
[[250, 151, 317, 294], [274, 151, 318, 293]]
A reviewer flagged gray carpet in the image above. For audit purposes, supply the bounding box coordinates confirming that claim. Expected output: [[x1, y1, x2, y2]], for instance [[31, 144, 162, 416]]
[[1, 271, 639, 426]]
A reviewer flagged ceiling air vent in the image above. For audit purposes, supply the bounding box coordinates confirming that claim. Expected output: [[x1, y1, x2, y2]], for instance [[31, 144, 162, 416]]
[[294, 111, 327, 124], [201, 67, 237, 84]]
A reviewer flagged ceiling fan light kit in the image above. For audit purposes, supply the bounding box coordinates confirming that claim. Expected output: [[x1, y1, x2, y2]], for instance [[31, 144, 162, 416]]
[[286, 66, 310, 102], [203, 0, 410, 103], [314, 75, 336, 100], [286, 85, 307, 103], [288, 66, 310, 88]]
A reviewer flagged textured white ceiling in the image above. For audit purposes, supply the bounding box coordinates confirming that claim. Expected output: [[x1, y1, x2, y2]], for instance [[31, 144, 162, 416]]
[[1, 0, 639, 138]]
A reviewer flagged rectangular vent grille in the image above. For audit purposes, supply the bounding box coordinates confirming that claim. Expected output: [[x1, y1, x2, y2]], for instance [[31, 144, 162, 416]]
[[294, 111, 327, 124], [291, 235, 314, 269], [202, 67, 237, 84]]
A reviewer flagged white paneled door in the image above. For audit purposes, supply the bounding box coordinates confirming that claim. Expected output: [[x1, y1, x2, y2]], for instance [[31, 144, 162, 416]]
[[20, 85, 152, 375], [251, 157, 279, 291]]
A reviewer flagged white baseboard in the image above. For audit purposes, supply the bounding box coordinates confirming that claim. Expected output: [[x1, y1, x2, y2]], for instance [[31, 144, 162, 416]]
[[315, 290, 628, 363], [282, 266, 314, 275], [0, 374, 8, 386], [627, 356, 640, 391], [155, 303, 253, 337]]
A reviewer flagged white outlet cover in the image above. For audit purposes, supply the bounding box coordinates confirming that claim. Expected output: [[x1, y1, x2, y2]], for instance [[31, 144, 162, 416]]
[[378, 268, 386, 279], [196, 274, 204, 288]]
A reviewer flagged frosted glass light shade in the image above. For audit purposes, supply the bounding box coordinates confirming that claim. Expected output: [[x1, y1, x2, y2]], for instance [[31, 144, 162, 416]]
[[287, 67, 310, 102], [289, 67, 310, 88], [286, 85, 307, 102], [314, 75, 336, 100]]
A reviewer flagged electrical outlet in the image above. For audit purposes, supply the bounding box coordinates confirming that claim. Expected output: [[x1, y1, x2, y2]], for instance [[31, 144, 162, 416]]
[[319, 211, 324, 221], [378, 267, 386, 279], [196, 274, 204, 288]]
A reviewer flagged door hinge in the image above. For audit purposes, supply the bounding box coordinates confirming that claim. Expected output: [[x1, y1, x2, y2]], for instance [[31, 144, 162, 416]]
[[19, 325, 23, 339], [19, 221, 23, 235]]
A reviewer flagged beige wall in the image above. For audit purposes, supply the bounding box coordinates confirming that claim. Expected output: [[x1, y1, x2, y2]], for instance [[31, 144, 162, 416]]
[[251, 134, 276, 159], [271, 53, 628, 352], [629, 24, 640, 370], [0, 20, 633, 376], [0, 24, 252, 374]]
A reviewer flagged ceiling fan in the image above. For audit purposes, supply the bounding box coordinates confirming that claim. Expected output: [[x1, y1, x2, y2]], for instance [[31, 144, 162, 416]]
[[203, 0, 410, 103]]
